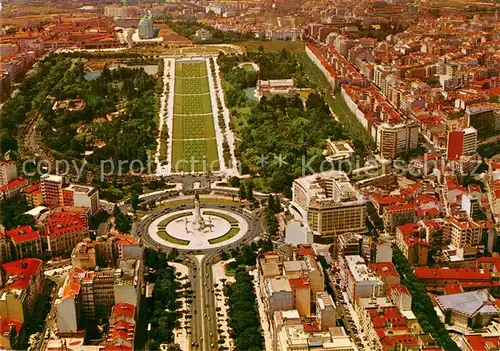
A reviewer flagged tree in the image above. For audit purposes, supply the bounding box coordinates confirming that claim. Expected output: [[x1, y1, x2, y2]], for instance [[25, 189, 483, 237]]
[[229, 176, 240, 187], [239, 183, 246, 200], [131, 191, 140, 211], [267, 195, 275, 213], [274, 195, 281, 213], [0, 196, 35, 229], [245, 181, 254, 200], [113, 205, 132, 233]]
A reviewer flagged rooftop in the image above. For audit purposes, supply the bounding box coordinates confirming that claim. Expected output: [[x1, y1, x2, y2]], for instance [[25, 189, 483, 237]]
[[414, 268, 491, 281], [436, 289, 500, 317], [5, 225, 40, 244], [1, 258, 43, 291], [369, 262, 399, 278]]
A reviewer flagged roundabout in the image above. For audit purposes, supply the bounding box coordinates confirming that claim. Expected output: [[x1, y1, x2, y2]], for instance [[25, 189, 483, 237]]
[[146, 195, 250, 250]]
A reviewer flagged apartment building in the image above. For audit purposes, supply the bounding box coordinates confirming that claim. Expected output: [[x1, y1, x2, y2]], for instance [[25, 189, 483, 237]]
[[5, 226, 42, 259], [0, 258, 44, 349], [56, 258, 143, 333], [104, 302, 136, 350], [383, 203, 417, 234], [292, 170, 366, 241], [22, 183, 43, 207], [375, 121, 419, 159], [339, 255, 382, 303], [289, 277, 311, 317], [447, 127, 478, 161], [466, 104, 500, 139], [444, 216, 483, 249], [276, 324, 356, 351], [45, 211, 89, 254], [41, 174, 64, 208], [283, 257, 324, 297], [395, 223, 429, 266], [316, 292, 337, 332], [265, 276, 293, 314], [64, 184, 99, 215], [0, 178, 28, 200], [0, 161, 17, 186]]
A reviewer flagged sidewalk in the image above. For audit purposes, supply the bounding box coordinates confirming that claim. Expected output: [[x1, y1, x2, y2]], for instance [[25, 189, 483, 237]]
[[212, 261, 235, 350], [251, 270, 274, 351]]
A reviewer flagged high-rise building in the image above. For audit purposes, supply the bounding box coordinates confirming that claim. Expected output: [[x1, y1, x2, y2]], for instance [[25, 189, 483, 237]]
[[138, 15, 154, 39], [64, 184, 100, 215], [339, 255, 382, 303], [316, 292, 337, 331], [376, 121, 419, 159], [447, 127, 478, 161], [41, 174, 64, 208], [292, 170, 367, 241], [0, 161, 16, 186], [56, 258, 143, 334]]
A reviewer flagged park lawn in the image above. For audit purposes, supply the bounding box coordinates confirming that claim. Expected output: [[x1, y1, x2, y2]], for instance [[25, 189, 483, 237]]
[[171, 139, 220, 172], [173, 93, 213, 115], [158, 213, 189, 228], [157, 230, 190, 245], [203, 211, 239, 225], [175, 61, 207, 78], [175, 74, 210, 94], [209, 227, 240, 244], [173, 114, 216, 139]]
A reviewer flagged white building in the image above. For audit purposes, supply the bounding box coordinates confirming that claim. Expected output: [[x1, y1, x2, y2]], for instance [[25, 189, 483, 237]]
[[291, 170, 367, 240], [194, 29, 212, 41], [266, 276, 293, 314], [375, 121, 419, 159], [103, 5, 129, 18], [316, 292, 337, 331], [138, 15, 154, 39], [340, 255, 382, 303], [0, 161, 17, 186], [65, 184, 99, 215]]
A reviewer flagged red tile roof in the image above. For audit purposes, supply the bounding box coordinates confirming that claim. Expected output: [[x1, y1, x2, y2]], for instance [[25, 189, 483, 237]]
[[0, 317, 22, 335], [380, 334, 418, 349], [465, 335, 500, 351], [5, 225, 40, 244], [22, 183, 41, 194], [108, 232, 140, 246], [289, 276, 310, 290], [112, 303, 135, 318], [0, 178, 28, 193], [101, 343, 133, 351], [397, 223, 420, 237], [404, 237, 429, 248], [369, 262, 399, 278], [443, 283, 464, 295], [414, 268, 491, 281], [1, 258, 43, 290], [46, 211, 88, 238], [386, 203, 415, 213], [367, 307, 407, 329], [372, 194, 406, 206], [295, 244, 315, 257], [387, 284, 410, 297]]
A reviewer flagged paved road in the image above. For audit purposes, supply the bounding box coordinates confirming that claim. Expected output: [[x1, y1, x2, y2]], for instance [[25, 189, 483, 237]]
[[132, 198, 263, 350]]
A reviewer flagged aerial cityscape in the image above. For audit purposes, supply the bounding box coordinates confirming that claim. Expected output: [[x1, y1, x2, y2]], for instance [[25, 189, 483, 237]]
[[0, 0, 499, 350]]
